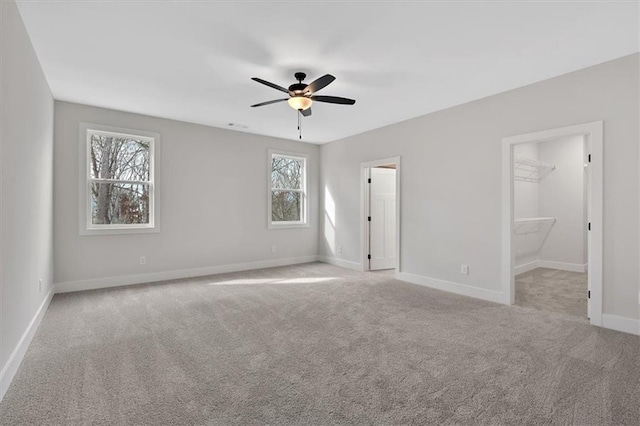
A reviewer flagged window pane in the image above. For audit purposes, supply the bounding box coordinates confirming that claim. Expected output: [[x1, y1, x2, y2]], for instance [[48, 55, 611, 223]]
[[91, 182, 150, 225], [271, 191, 302, 222], [271, 156, 302, 190], [90, 134, 150, 181]]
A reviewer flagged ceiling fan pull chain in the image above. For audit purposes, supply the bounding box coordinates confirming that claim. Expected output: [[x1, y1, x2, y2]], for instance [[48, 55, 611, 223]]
[[298, 110, 302, 140]]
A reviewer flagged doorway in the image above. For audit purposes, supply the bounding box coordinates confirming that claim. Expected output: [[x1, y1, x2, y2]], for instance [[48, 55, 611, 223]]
[[512, 135, 589, 318], [502, 122, 603, 326], [361, 157, 400, 272]]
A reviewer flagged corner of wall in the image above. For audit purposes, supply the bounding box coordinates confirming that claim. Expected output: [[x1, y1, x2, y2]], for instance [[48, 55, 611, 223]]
[[0, 290, 53, 400], [0, 0, 55, 402]]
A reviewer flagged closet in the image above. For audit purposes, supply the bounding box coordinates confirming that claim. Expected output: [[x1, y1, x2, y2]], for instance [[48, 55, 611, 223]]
[[513, 136, 588, 318]]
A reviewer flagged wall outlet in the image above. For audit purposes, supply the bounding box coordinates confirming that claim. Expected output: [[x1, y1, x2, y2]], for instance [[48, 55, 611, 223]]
[[460, 264, 469, 275], [271, 245, 276, 253], [338, 245, 343, 254], [140, 256, 146, 265], [38, 279, 43, 293]]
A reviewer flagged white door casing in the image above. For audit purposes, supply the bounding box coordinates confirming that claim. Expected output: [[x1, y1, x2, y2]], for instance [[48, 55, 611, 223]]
[[360, 156, 401, 273], [584, 138, 592, 319], [502, 121, 603, 326]]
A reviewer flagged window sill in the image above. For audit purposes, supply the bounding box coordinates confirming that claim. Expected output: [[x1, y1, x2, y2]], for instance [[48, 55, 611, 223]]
[[80, 225, 159, 236], [268, 222, 310, 230]]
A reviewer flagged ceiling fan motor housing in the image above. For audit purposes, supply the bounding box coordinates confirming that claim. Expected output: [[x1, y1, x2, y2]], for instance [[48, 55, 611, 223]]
[[289, 84, 307, 95], [289, 72, 308, 93]]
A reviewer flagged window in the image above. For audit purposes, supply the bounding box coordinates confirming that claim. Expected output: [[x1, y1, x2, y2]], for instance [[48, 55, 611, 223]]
[[268, 150, 308, 228], [79, 123, 160, 235]]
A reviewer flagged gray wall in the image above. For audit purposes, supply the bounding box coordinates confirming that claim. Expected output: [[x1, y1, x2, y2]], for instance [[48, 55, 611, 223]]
[[319, 54, 639, 320], [53, 102, 319, 285], [1, 0, 54, 386]]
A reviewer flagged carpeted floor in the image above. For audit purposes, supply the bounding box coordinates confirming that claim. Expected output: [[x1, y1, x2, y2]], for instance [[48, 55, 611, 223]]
[[516, 268, 588, 318], [1, 262, 638, 425]]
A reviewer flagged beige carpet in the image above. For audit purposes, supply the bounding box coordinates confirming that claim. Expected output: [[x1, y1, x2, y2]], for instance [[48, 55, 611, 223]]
[[516, 268, 588, 318], [1, 262, 638, 425]]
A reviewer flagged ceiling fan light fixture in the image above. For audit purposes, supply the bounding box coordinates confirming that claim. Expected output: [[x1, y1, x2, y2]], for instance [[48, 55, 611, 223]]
[[288, 96, 312, 111]]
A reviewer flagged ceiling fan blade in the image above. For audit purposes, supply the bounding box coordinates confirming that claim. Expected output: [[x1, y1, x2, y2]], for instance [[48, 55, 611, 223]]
[[311, 95, 356, 105], [304, 74, 335, 94], [251, 77, 291, 94], [250, 98, 288, 107], [301, 108, 312, 117]]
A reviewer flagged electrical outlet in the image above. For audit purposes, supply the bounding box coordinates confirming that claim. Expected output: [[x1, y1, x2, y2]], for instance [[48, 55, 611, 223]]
[[271, 245, 276, 253], [338, 245, 343, 254], [38, 279, 43, 293], [140, 256, 146, 265], [460, 264, 469, 275]]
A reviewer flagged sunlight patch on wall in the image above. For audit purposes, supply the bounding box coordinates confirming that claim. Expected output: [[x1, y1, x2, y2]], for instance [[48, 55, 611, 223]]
[[324, 186, 336, 253]]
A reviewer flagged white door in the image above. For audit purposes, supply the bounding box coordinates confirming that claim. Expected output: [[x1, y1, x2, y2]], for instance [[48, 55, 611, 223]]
[[369, 167, 396, 270], [585, 138, 591, 319]]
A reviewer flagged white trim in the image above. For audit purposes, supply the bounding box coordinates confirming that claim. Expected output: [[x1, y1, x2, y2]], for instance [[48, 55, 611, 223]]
[[54, 255, 319, 293], [502, 121, 603, 327], [515, 260, 588, 275], [601, 314, 640, 336], [360, 157, 401, 273], [514, 261, 540, 275], [538, 260, 588, 273], [1, 289, 54, 401], [267, 149, 309, 229], [317, 255, 361, 271], [79, 122, 161, 236], [396, 272, 503, 304]]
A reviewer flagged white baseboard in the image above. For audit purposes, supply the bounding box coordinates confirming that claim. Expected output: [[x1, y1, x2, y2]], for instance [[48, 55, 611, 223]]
[[538, 260, 587, 273], [1, 289, 54, 401], [54, 255, 319, 293], [515, 260, 587, 274], [396, 272, 503, 304], [317, 256, 362, 271], [601, 314, 640, 336], [515, 261, 539, 275]]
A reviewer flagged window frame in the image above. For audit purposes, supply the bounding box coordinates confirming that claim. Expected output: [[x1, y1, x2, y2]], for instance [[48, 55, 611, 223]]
[[79, 123, 161, 236], [268, 150, 309, 229]]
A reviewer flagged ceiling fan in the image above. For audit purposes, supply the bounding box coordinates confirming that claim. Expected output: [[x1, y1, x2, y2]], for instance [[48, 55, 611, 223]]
[[250, 72, 356, 118]]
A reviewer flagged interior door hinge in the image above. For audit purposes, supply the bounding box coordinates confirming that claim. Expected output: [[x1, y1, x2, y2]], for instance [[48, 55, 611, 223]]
[[588, 222, 591, 231], [368, 178, 371, 183], [588, 290, 591, 299], [367, 254, 371, 260], [368, 216, 371, 222], [588, 154, 591, 163]]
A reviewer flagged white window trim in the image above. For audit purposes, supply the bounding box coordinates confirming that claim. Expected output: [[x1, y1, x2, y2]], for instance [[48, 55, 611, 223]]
[[268, 149, 309, 229], [79, 122, 161, 236]]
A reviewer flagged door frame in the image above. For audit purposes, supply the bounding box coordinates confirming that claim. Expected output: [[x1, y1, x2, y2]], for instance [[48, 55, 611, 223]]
[[501, 121, 603, 326], [361, 157, 401, 272]]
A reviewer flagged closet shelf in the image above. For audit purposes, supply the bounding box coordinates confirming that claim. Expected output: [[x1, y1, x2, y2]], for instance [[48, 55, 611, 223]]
[[514, 156, 556, 183], [514, 217, 556, 235]]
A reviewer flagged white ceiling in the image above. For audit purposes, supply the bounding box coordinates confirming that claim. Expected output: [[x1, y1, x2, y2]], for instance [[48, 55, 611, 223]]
[[16, 0, 639, 144]]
